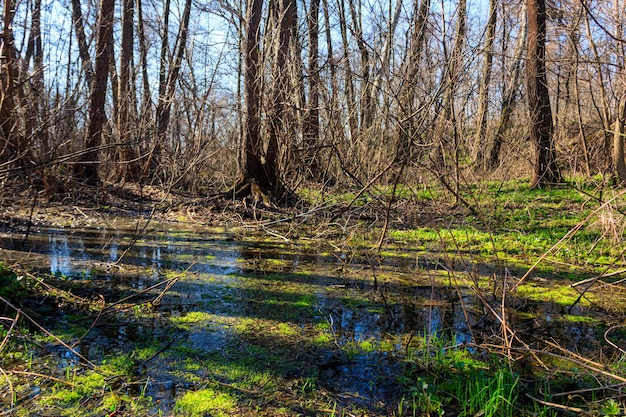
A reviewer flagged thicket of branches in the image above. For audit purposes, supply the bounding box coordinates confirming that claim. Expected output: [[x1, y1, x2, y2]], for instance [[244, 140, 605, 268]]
[[1, 0, 625, 202]]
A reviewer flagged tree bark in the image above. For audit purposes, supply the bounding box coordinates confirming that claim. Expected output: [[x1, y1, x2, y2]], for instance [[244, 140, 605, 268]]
[[75, 0, 115, 185], [526, 0, 560, 187], [347, 0, 372, 130], [337, 0, 357, 142], [117, 0, 139, 182], [614, 94, 626, 183], [0, 0, 29, 169], [241, 0, 265, 184], [303, 0, 321, 179], [70, 0, 94, 88], [143, 0, 171, 178], [397, 0, 430, 160], [265, 0, 295, 195]]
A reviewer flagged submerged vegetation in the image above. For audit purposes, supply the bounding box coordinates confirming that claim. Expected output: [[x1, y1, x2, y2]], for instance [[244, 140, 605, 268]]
[[1, 178, 626, 416]]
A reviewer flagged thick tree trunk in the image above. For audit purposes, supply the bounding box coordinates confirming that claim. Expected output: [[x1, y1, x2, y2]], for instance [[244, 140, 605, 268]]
[[0, 0, 29, 169], [75, 0, 115, 185], [241, 0, 265, 185], [265, 0, 295, 196], [526, 0, 560, 187]]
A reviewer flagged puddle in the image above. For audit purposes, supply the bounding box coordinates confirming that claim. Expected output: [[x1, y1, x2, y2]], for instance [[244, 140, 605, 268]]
[[0, 215, 609, 414]]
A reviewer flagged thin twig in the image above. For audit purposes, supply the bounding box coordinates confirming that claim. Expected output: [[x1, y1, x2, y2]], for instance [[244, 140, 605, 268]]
[[0, 311, 19, 353], [7, 370, 74, 387], [0, 366, 15, 408], [604, 325, 626, 356], [525, 393, 584, 413]]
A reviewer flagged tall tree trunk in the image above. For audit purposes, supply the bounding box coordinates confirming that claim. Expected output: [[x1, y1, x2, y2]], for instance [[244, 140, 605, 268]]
[[241, 0, 265, 184], [70, 0, 94, 88], [147, 0, 192, 179], [75, 0, 115, 185], [369, 0, 402, 125], [304, 0, 321, 179], [0, 0, 28, 168], [526, 0, 560, 187], [472, 0, 497, 166], [338, 0, 357, 141], [23, 0, 44, 144], [347, 0, 372, 130], [614, 94, 626, 182], [266, 0, 295, 196], [611, 0, 626, 182], [397, 0, 430, 160], [117, 0, 139, 182], [442, 0, 466, 122], [136, 0, 151, 114], [144, 0, 171, 178]]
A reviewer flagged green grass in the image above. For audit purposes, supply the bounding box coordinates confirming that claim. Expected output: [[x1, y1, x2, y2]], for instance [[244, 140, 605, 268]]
[[400, 332, 542, 417], [383, 179, 626, 282]]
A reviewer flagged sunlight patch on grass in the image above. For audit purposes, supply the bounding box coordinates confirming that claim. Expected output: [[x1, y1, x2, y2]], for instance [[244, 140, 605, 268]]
[[175, 389, 237, 417]]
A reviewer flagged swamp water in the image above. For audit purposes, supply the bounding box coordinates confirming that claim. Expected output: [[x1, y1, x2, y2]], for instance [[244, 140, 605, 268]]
[[0, 215, 610, 415]]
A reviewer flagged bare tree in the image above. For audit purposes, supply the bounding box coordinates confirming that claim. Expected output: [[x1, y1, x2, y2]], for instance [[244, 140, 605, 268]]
[[146, 0, 193, 179], [265, 0, 296, 196], [526, 0, 560, 187], [70, 0, 94, 88], [116, 0, 139, 182], [74, 0, 115, 185], [239, 0, 265, 187], [0, 0, 29, 170], [303, 0, 321, 179], [614, 93, 626, 182], [488, 3, 527, 169], [473, 0, 497, 167]]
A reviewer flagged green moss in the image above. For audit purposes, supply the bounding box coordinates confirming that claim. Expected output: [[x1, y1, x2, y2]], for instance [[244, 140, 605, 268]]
[[561, 314, 601, 324], [171, 311, 212, 327], [175, 389, 237, 417], [516, 283, 590, 306], [313, 333, 332, 345], [276, 322, 298, 336]]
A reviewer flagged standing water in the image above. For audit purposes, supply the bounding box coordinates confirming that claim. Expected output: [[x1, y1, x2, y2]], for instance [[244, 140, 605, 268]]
[[0, 214, 607, 416]]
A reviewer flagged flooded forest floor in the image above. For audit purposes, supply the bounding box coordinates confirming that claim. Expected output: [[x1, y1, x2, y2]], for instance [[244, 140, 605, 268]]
[[1, 179, 626, 416]]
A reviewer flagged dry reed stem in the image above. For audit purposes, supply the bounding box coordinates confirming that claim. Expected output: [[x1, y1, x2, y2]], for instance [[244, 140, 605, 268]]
[[525, 393, 584, 413], [604, 324, 626, 355], [0, 366, 15, 409], [0, 312, 19, 353], [7, 370, 75, 387]]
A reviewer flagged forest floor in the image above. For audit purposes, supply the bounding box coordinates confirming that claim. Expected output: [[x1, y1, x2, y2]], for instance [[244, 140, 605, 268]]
[[1, 178, 626, 416]]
